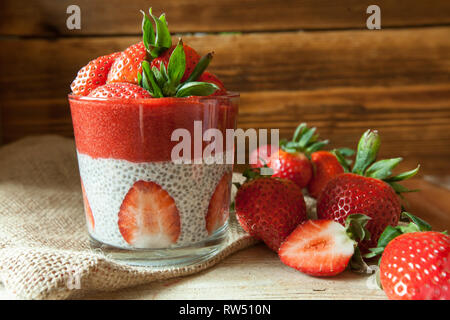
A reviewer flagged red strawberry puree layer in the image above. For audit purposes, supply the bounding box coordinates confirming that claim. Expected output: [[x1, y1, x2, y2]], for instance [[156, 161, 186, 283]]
[[69, 95, 238, 163]]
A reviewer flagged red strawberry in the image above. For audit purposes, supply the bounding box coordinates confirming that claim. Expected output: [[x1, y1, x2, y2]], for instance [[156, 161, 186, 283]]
[[317, 130, 419, 251], [197, 72, 227, 96], [235, 177, 307, 251], [380, 231, 450, 300], [71, 52, 120, 96], [267, 149, 313, 189], [279, 220, 356, 276], [249, 144, 279, 168], [107, 42, 147, 84], [260, 123, 328, 188], [88, 82, 152, 99], [151, 44, 201, 83], [118, 180, 181, 248], [80, 181, 95, 231], [307, 151, 344, 198], [205, 172, 231, 235]]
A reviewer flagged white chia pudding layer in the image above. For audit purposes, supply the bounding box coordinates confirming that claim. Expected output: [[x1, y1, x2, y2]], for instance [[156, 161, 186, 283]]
[[77, 152, 233, 249]]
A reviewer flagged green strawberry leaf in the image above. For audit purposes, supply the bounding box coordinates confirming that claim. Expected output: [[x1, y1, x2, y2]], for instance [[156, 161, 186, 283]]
[[148, 9, 172, 58], [141, 10, 155, 51], [332, 149, 351, 173], [137, 72, 143, 87], [352, 129, 381, 176], [345, 214, 371, 242], [350, 247, 375, 274], [365, 157, 403, 180], [152, 66, 165, 88], [384, 165, 420, 182], [298, 127, 316, 149], [185, 52, 214, 82], [175, 81, 219, 97], [337, 147, 355, 157], [167, 39, 186, 86], [305, 140, 329, 154], [388, 182, 420, 194], [292, 123, 308, 143], [401, 211, 432, 231], [142, 61, 163, 98]]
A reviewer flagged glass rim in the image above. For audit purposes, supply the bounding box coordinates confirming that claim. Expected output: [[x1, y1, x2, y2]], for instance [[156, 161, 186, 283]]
[[68, 91, 239, 103]]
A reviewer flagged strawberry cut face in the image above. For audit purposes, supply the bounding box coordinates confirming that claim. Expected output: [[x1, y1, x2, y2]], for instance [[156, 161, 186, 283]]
[[80, 180, 95, 231], [118, 180, 181, 248], [205, 172, 231, 235], [279, 220, 355, 277]]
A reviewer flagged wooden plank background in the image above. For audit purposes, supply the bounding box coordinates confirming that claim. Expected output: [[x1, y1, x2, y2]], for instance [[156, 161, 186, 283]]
[[0, 0, 449, 175]]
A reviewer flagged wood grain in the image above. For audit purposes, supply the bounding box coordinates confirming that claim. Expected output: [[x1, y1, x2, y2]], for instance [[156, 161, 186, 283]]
[[1, 0, 450, 36], [1, 27, 449, 98], [2, 84, 449, 174]]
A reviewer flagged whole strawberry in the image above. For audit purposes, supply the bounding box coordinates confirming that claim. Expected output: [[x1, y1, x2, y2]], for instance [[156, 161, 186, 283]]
[[307, 151, 344, 198], [106, 9, 220, 98], [88, 83, 152, 99], [71, 52, 120, 96], [317, 130, 419, 252], [107, 42, 147, 84], [380, 231, 449, 300], [235, 175, 307, 252], [265, 123, 329, 188]]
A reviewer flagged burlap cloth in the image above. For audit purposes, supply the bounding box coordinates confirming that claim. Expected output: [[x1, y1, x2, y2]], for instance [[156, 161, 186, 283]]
[[0, 135, 316, 300]]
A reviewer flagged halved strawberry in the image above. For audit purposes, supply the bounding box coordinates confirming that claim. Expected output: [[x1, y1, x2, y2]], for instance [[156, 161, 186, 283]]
[[88, 82, 152, 98], [71, 52, 121, 96], [197, 72, 227, 96], [279, 220, 356, 276], [118, 180, 181, 248], [205, 172, 231, 235], [80, 181, 95, 231], [107, 42, 147, 84]]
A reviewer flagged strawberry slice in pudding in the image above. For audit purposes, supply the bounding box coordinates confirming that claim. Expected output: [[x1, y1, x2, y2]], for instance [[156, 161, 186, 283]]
[[81, 181, 95, 232], [118, 181, 181, 248], [205, 172, 231, 235], [69, 8, 237, 256]]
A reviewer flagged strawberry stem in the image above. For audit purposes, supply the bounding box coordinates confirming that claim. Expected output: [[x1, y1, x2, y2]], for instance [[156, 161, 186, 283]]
[[352, 129, 380, 175]]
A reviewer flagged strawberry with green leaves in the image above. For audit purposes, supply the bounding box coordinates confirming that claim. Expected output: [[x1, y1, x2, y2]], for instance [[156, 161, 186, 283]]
[[235, 170, 307, 252], [366, 212, 449, 300], [265, 123, 329, 188], [106, 8, 222, 98], [317, 130, 420, 252]]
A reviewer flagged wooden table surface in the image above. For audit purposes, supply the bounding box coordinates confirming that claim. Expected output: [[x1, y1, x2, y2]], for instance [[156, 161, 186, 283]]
[[0, 177, 448, 300]]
